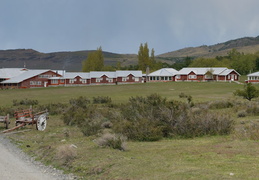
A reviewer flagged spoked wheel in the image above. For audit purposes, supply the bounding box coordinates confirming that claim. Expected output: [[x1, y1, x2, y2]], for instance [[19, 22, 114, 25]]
[[36, 114, 47, 131]]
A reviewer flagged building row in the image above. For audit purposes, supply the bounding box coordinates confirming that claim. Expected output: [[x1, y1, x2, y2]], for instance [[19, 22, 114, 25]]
[[0, 67, 244, 89]]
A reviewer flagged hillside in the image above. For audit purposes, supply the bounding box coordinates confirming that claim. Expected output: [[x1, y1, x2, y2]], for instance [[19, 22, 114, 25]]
[[158, 36, 259, 61], [0, 49, 137, 71], [1, 36, 259, 71]]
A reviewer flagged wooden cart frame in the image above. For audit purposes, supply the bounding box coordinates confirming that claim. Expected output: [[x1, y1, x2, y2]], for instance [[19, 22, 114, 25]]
[[2, 107, 48, 133], [0, 114, 10, 129]]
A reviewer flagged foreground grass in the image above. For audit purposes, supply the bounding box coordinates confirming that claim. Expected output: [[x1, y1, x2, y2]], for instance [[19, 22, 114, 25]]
[[4, 115, 259, 180], [1, 81, 259, 179]]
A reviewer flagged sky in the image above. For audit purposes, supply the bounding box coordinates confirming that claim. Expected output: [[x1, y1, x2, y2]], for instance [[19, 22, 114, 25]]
[[1, 0, 259, 55]]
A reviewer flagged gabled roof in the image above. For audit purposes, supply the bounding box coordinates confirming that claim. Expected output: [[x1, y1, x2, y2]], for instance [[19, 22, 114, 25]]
[[116, 70, 142, 77], [247, 72, 259, 76], [177, 67, 229, 75], [0, 68, 28, 79], [90, 71, 116, 78], [219, 69, 241, 76], [148, 68, 178, 76], [1, 69, 51, 83], [64, 72, 90, 79]]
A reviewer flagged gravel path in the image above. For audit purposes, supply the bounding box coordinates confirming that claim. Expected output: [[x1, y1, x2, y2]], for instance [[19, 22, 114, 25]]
[[0, 134, 77, 180]]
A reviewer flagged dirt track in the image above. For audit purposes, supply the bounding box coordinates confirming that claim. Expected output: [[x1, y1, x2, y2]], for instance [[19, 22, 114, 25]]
[[0, 134, 75, 180]]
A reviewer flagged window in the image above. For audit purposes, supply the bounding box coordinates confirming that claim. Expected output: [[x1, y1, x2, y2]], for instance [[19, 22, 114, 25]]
[[30, 81, 42, 85], [205, 75, 212, 79], [135, 77, 139, 82], [38, 74, 52, 78], [122, 77, 127, 82], [96, 78, 102, 82], [188, 75, 196, 79], [51, 79, 58, 84], [176, 75, 180, 79], [81, 79, 87, 84], [69, 79, 75, 84], [60, 79, 64, 83]]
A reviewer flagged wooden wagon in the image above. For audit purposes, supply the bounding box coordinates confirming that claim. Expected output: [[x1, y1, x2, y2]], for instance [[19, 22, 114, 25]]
[[2, 107, 48, 133], [0, 114, 10, 129]]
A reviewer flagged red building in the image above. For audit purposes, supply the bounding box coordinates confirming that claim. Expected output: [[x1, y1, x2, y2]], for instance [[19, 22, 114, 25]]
[[0, 69, 61, 89], [175, 68, 240, 82]]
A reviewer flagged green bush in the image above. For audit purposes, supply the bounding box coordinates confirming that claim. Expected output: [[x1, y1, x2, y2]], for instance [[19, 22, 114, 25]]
[[13, 98, 38, 106], [93, 96, 112, 104], [209, 100, 233, 109]]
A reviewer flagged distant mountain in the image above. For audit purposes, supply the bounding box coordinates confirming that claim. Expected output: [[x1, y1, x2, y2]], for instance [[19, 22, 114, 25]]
[[1, 36, 259, 71], [0, 49, 137, 71], [157, 36, 259, 61]]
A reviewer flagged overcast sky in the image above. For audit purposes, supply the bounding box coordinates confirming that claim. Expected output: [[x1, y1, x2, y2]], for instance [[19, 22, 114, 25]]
[[1, 0, 259, 55]]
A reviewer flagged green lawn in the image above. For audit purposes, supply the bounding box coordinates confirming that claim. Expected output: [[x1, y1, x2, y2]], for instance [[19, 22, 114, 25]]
[[2, 81, 259, 180], [0, 81, 243, 106]]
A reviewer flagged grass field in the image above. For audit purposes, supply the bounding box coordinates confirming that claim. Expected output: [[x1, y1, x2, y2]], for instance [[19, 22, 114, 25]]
[[1, 81, 259, 180], [0, 81, 243, 106]]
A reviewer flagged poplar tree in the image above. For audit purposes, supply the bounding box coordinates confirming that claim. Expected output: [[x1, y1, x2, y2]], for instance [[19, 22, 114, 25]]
[[82, 46, 104, 72], [138, 43, 152, 71]]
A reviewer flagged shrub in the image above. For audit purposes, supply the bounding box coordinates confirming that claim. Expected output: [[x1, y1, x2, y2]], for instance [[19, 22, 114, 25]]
[[93, 96, 112, 104], [237, 110, 247, 118], [209, 100, 233, 109], [13, 98, 39, 106], [36, 103, 68, 115], [235, 122, 259, 140], [95, 133, 127, 151], [55, 144, 77, 167], [69, 96, 91, 108]]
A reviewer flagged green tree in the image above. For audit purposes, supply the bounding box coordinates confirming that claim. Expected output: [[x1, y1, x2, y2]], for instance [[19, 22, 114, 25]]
[[234, 83, 259, 101], [82, 46, 104, 72], [138, 43, 153, 72]]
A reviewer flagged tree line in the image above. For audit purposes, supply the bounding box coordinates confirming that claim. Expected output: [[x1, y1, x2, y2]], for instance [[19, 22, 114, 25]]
[[82, 45, 259, 75]]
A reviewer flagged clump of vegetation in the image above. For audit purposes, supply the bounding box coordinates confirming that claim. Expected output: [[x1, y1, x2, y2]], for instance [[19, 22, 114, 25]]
[[13, 98, 38, 106], [62, 94, 234, 141], [234, 83, 259, 101], [93, 96, 112, 104], [95, 133, 127, 151], [36, 103, 68, 115], [55, 144, 77, 167], [209, 100, 233, 109], [235, 122, 259, 140]]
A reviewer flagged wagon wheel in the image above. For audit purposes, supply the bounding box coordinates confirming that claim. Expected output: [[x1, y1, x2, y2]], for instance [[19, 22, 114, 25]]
[[5, 114, 9, 129], [36, 114, 47, 131]]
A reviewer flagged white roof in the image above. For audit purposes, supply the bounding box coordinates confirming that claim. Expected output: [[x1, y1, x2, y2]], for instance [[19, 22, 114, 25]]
[[90, 71, 117, 78], [64, 72, 90, 79], [148, 68, 178, 76], [177, 67, 228, 75], [219, 69, 240, 76], [1, 69, 50, 83], [116, 70, 143, 77], [0, 68, 28, 79], [247, 72, 259, 76]]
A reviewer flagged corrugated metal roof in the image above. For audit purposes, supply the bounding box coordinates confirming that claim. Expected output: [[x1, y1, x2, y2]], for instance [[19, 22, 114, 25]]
[[247, 72, 259, 76], [64, 72, 90, 79], [148, 68, 178, 76], [116, 70, 143, 77], [177, 67, 228, 75], [1, 69, 50, 83], [0, 68, 28, 79], [90, 71, 117, 78]]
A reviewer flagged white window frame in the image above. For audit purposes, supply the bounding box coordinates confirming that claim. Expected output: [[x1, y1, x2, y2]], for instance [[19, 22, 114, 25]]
[[51, 79, 58, 84], [188, 75, 197, 79], [96, 78, 102, 83], [122, 77, 127, 82]]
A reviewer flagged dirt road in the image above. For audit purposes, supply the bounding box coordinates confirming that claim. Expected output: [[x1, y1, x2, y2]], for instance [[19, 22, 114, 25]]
[[0, 135, 74, 180]]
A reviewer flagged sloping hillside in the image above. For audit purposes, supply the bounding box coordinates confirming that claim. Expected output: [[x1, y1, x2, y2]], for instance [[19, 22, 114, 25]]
[[1, 36, 259, 71], [158, 36, 259, 59], [0, 49, 137, 71]]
